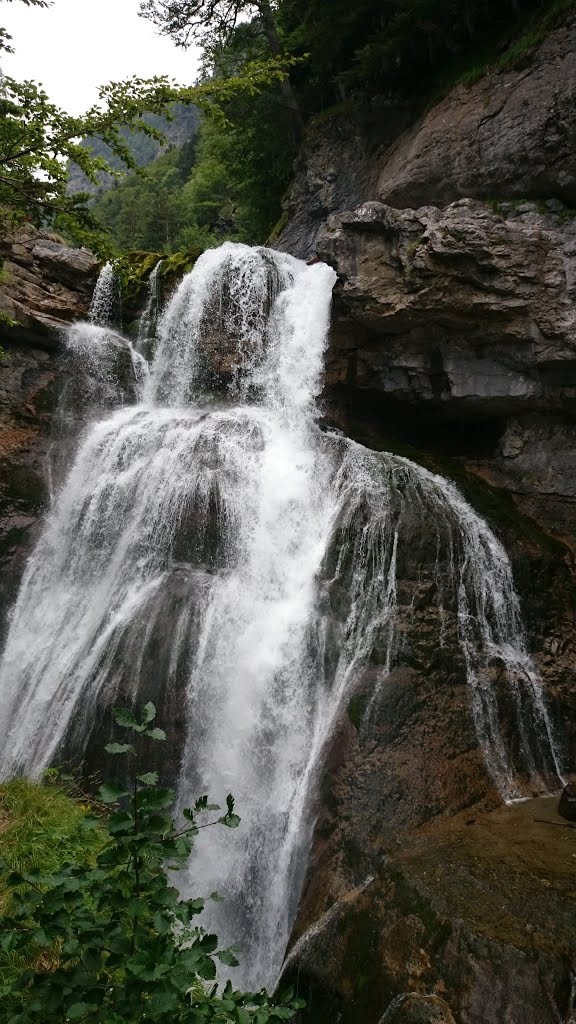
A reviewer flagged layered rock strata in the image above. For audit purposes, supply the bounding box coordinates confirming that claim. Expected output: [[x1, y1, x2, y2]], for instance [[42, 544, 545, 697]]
[[0, 228, 98, 635], [316, 198, 576, 547]]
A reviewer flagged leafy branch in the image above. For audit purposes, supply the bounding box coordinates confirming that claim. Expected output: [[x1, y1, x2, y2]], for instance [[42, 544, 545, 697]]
[[0, 703, 304, 1023]]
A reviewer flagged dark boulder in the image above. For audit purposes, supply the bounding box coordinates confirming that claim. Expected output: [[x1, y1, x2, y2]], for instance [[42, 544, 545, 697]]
[[558, 782, 576, 822]]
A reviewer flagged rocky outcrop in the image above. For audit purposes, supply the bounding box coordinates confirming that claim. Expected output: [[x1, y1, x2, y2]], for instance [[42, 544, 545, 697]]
[[275, 102, 411, 259], [380, 995, 456, 1024], [0, 229, 98, 341], [285, 797, 576, 1024], [277, 14, 576, 259], [316, 198, 576, 545], [377, 16, 576, 210], [277, 15, 576, 1021], [0, 228, 98, 635]]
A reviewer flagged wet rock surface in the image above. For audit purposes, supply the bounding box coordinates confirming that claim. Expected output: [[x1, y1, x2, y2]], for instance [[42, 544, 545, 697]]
[[0, 227, 97, 636], [282, 34, 576, 1004], [379, 994, 456, 1024], [286, 797, 576, 1024]]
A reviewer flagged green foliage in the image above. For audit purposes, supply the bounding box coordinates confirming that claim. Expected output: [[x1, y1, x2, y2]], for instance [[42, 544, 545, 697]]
[[0, 0, 298, 254], [92, 146, 196, 252], [0, 703, 304, 1023], [281, 0, 556, 101], [69, 105, 201, 193], [0, 779, 105, 908], [0, 777, 106, 995]]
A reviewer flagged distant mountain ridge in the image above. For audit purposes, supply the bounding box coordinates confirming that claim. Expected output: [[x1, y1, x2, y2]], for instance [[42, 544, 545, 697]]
[[67, 104, 200, 196]]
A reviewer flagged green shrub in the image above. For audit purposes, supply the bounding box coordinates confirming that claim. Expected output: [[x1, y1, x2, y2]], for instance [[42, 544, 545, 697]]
[[0, 704, 304, 1024]]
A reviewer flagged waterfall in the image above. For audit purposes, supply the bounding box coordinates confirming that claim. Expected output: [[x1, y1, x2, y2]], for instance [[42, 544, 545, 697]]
[[88, 261, 117, 326], [136, 259, 163, 358], [0, 242, 565, 990]]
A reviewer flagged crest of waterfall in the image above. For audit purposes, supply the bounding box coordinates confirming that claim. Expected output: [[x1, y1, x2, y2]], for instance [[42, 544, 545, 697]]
[[135, 259, 163, 359], [88, 261, 117, 326], [0, 242, 565, 990]]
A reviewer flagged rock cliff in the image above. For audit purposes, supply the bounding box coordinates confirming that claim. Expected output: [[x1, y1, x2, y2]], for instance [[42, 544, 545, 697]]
[[277, 11, 576, 1024], [317, 198, 576, 545], [277, 13, 576, 259], [0, 227, 98, 636]]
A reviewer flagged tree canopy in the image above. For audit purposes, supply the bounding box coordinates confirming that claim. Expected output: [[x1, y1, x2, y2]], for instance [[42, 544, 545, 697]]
[[139, 1, 279, 54], [0, 0, 295, 252]]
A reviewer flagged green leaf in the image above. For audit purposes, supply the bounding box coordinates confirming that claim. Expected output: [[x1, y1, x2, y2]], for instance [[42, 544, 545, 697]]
[[137, 771, 159, 785], [99, 780, 130, 803], [196, 933, 218, 953], [113, 707, 138, 729], [137, 786, 174, 811], [107, 811, 134, 834], [31, 928, 51, 947], [197, 956, 217, 981], [142, 701, 156, 724], [147, 989, 179, 1015], [217, 948, 240, 967], [146, 726, 166, 741], [67, 1004, 98, 1020], [153, 911, 171, 934], [219, 812, 241, 829], [105, 742, 134, 755], [210, 890, 224, 902]]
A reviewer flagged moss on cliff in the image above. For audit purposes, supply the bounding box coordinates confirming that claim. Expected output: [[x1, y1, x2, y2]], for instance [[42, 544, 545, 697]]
[[114, 247, 204, 305]]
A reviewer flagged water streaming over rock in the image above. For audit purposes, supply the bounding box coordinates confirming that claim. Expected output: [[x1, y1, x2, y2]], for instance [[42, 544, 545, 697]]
[[136, 259, 163, 359], [0, 242, 565, 989], [88, 261, 117, 326]]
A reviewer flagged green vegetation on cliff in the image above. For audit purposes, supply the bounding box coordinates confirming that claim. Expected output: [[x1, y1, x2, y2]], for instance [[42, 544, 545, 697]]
[[95, 0, 568, 254], [3, 0, 569, 258], [0, 777, 106, 996]]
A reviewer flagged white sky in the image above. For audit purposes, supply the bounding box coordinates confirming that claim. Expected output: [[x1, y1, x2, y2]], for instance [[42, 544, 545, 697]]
[[3, 0, 201, 113]]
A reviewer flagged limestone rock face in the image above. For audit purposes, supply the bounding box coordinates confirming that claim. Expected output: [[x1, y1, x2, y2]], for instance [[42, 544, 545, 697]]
[[275, 104, 411, 260], [0, 228, 98, 342], [0, 227, 97, 635], [377, 16, 576, 209], [317, 198, 576, 543], [284, 798, 576, 1024], [276, 15, 576, 258]]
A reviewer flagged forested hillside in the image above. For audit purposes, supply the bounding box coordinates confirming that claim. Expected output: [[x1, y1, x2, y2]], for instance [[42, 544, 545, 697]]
[[84, 0, 571, 253], [67, 104, 201, 196]]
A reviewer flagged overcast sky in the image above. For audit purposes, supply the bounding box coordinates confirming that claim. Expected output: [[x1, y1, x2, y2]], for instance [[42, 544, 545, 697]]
[[3, 0, 201, 113]]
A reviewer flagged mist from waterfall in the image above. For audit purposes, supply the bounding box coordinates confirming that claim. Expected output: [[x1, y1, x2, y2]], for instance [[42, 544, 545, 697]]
[[0, 243, 565, 989]]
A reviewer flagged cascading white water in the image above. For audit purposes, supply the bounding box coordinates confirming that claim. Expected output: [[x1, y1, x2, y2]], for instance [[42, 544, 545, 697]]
[[136, 259, 163, 358], [0, 242, 565, 989], [88, 261, 117, 326]]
